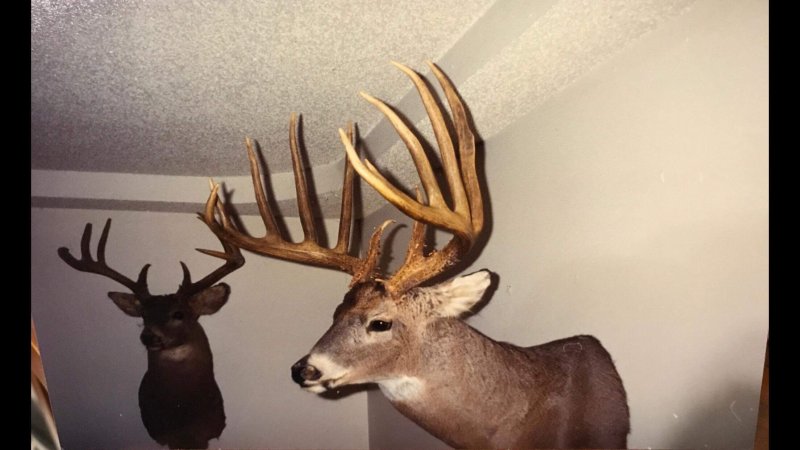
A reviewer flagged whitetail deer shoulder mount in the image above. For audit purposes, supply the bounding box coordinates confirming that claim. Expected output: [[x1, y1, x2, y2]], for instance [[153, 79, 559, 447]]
[[201, 62, 630, 449], [58, 218, 244, 449]]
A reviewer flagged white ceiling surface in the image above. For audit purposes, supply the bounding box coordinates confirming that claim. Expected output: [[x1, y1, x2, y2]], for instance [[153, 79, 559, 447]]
[[31, 0, 695, 218]]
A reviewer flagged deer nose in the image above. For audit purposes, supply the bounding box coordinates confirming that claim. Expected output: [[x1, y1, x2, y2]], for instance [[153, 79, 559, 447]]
[[291, 356, 321, 385], [140, 330, 162, 349]]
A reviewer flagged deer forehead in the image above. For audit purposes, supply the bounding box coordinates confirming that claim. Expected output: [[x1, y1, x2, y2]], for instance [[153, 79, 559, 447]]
[[334, 301, 397, 327], [336, 284, 395, 316], [139, 296, 194, 320], [336, 284, 435, 322], [142, 295, 182, 311], [332, 272, 492, 325]]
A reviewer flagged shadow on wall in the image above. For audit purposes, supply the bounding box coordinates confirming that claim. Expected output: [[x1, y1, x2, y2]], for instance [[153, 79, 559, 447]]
[[668, 382, 760, 449]]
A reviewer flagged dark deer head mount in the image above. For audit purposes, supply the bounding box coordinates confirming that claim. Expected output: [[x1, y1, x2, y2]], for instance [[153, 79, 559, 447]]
[[58, 217, 244, 449]]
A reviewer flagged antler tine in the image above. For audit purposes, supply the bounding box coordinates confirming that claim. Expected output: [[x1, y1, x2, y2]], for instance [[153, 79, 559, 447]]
[[57, 218, 151, 297], [200, 115, 383, 283], [245, 137, 282, 237], [357, 91, 445, 209], [341, 102, 473, 241], [289, 113, 319, 244], [400, 188, 428, 268], [183, 239, 244, 297], [333, 122, 356, 254], [427, 60, 483, 233], [197, 181, 243, 262], [340, 61, 483, 295], [179, 185, 245, 297], [390, 61, 469, 218]]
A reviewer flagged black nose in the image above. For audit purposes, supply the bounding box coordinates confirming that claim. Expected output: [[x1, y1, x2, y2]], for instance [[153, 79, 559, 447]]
[[140, 331, 161, 348], [291, 356, 321, 385]]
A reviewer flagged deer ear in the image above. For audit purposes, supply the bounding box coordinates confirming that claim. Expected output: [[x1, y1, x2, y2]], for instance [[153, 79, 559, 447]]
[[188, 283, 230, 315], [428, 270, 491, 318], [108, 292, 143, 317]]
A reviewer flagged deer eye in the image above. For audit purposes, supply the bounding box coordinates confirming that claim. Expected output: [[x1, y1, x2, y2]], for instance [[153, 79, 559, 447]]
[[171, 311, 185, 321], [367, 320, 392, 332]]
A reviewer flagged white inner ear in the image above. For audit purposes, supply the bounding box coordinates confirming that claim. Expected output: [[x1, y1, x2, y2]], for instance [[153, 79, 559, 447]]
[[434, 270, 491, 318]]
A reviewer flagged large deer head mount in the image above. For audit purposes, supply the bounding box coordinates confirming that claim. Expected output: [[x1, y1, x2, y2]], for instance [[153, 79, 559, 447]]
[[198, 62, 630, 449]]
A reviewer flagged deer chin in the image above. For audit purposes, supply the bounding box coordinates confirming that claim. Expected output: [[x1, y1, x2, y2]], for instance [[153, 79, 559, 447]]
[[303, 377, 345, 394]]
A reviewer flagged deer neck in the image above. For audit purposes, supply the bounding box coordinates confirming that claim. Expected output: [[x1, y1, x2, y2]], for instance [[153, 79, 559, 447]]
[[377, 318, 540, 448]]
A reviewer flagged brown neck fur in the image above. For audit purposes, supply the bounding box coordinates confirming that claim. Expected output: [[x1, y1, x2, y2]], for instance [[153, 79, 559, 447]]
[[386, 319, 629, 449]]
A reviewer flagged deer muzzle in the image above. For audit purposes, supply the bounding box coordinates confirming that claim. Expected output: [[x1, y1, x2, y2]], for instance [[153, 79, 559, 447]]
[[140, 329, 164, 350], [291, 356, 322, 385]]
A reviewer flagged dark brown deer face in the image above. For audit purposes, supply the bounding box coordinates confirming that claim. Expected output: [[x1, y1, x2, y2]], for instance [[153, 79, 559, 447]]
[[58, 218, 243, 355], [109, 285, 230, 353], [58, 217, 243, 449]]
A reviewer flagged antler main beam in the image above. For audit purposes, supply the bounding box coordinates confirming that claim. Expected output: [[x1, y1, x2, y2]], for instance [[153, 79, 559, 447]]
[[58, 216, 245, 299], [58, 219, 152, 298]]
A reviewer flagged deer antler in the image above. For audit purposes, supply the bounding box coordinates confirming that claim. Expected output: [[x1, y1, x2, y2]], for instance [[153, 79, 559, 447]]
[[59, 216, 245, 299], [177, 195, 246, 297], [339, 61, 483, 295], [201, 115, 389, 287], [58, 219, 152, 298]]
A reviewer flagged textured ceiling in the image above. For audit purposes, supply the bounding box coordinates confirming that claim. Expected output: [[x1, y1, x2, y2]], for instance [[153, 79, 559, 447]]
[[31, 0, 696, 217], [31, 0, 494, 176]]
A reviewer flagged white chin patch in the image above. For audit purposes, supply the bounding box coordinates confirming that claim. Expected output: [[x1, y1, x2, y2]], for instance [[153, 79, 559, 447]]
[[305, 354, 349, 392], [378, 376, 424, 402], [156, 344, 194, 361], [304, 384, 327, 394]]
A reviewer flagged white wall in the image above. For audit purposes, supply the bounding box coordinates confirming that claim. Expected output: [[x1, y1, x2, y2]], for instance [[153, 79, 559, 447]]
[[31, 208, 369, 449], [365, 0, 768, 448]]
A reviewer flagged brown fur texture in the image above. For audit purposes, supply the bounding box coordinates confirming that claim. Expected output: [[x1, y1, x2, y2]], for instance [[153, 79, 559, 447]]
[[294, 273, 629, 449], [110, 287, 229, 449]]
